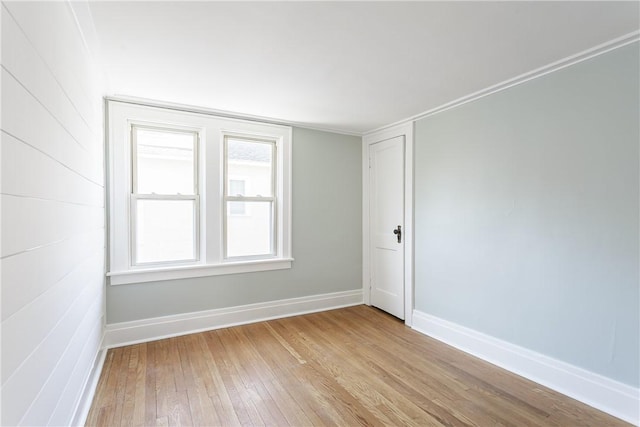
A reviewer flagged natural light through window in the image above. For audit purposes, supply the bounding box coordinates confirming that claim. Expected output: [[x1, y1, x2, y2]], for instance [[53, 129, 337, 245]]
[[229, 180, 247, 215], [225, 137, 275, 259], [107, 101, 292, 285], [132, 126, 198, 265]]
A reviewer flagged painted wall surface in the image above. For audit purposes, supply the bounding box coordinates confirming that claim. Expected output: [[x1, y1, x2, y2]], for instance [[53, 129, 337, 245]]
[[107, 127, 362, 323], [1, 2, 105, 425], [414, 43, 639, 386]]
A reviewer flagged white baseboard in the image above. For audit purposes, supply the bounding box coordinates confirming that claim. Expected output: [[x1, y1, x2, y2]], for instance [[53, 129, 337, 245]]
[[104, 289, 363, 348], [70, 335, 107, 426], [412, 310, 640, 426]]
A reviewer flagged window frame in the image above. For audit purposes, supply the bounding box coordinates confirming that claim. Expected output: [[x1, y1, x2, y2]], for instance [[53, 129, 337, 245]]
[[130, 124, 200, 267], [223, 134, 277, 260], [106, 100, 293, 285]]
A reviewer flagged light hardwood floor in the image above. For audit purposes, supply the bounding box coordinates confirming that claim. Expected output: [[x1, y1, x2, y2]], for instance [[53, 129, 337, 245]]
[[86, 305, 629, 426]]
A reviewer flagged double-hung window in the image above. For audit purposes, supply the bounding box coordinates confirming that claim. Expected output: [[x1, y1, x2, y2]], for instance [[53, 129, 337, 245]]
[[224, 136, 276, 259], [131, 126, 199, 265], [107, 101, 292, 285]]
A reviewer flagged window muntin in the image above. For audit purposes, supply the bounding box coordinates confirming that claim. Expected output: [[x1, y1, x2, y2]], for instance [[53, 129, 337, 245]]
[[224, 136, 276, 259], [131, 125, 199, 266], [229, 180, 247, 215]]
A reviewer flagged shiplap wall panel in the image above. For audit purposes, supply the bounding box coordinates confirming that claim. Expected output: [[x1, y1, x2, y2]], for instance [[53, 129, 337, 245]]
[[1, 194, 103, 258], [18, 297, 103, 427], [2, 285, 102, 425], [1, 1, 105, 425], [1, 133, 103, 208], [2, 71, 103, 185], [46, 315, 103, 426], [2, 252, 104, 383], [1, 230, 104, 321], [2, 2, 102, 129], [1, 8, 100, 156]]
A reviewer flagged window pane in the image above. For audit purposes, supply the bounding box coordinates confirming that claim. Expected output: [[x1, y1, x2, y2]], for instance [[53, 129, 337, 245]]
[[229, 179, 245, 196], [226, 138, 273, 197], [226, 201, 273, 257], [136, 199, 195, 264], [229, 180, 246, 215], [135, 128, 195, 195]]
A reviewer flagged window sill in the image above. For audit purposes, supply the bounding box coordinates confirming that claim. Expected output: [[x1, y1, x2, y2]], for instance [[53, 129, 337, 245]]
[[107, 258, 294, 285]]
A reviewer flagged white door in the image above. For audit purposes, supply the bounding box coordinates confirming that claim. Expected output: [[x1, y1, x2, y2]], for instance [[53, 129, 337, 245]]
[[369, 136, 405, 319]]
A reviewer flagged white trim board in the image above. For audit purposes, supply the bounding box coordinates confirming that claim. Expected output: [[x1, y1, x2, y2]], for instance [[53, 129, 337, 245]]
[[70, 345, 107, 427], [365, 31, 640, 136], [362, 122, 414, 326], [104, 289, 363, 348], [412, 310, 640, 426]]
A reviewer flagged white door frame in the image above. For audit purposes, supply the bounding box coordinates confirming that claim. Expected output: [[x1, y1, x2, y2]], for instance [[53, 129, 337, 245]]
[[362, 122, 414, 326]]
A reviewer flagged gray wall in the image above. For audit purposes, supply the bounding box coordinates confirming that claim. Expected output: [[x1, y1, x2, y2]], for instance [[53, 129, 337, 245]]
[[107, 127, 362, 323], [414, 43, 639, 387]]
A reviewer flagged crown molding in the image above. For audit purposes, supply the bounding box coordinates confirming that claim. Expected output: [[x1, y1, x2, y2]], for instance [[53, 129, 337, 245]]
[[366, 31, 640, 136], [75, 2, 639, 140]]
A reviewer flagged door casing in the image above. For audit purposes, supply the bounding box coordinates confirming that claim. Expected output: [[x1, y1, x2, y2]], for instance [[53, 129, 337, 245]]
[[362, 122, 414, 326]]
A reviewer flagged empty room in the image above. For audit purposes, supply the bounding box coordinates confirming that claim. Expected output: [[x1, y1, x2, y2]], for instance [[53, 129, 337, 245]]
[[1, 1, 639, 426]]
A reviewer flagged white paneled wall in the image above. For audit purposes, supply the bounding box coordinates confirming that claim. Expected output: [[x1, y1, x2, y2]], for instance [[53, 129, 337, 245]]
[[1, 1, 105, 426]]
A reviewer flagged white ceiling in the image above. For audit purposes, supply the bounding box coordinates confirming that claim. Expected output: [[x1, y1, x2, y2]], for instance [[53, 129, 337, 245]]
[[88, 1, 639, 134]]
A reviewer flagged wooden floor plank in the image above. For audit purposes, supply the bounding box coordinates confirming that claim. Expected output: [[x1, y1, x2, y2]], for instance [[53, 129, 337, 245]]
[[200, 331, 249, 427], [110, 346, 131, 426], [128, 344, 147, 426], [86, 305, 631, 427], [279, 316, 419, 425], [144, 342, 158, 427], [154, 340, 172, 420], [119, 345, 139, 426]]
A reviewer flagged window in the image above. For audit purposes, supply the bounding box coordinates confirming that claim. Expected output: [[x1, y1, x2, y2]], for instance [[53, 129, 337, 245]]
[[107, 101, 292, 285], [132, 126, 199, 265], [224, 137, 275, 258]]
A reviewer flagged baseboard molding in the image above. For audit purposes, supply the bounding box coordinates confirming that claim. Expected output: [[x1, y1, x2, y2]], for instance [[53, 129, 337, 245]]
[[412, 310, 640, 425], [70, 334, 107, 426], [104, 289, 363, 348]]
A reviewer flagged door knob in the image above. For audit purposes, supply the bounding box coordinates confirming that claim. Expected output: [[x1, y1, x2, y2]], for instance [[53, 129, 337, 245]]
[[393, 225, 402, 243]]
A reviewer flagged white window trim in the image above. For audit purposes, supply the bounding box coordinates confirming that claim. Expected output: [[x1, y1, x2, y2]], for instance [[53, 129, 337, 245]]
[[108, 258, 295, 285], [107, 100, 293, 285]]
